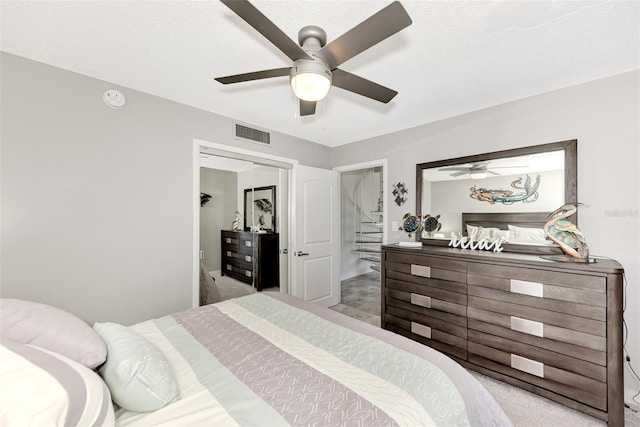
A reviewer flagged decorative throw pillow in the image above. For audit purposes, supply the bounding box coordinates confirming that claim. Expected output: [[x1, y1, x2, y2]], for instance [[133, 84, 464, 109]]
[[0, 299, 107, 368], [0, 339, 115, 427], [93, 322, 180, 412]]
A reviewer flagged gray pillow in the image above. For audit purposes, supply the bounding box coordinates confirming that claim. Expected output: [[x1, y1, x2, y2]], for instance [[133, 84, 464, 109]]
[[0, 298, 107, 368], [93, 322, 180, 412], [199, 263, 221, 305]]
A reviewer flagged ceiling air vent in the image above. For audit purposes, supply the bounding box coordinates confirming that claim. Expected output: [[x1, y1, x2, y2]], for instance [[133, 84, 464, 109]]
[[234, 123, 271, 145]]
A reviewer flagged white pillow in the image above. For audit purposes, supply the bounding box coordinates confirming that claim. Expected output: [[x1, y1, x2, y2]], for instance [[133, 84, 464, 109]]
[[0, 299, 107, 368], [508, 224, 547, 242], [1, 339, 115, 427], [93, 322, 180, 412], [467, 225, 499, 240], [494, 229, 510, 241]]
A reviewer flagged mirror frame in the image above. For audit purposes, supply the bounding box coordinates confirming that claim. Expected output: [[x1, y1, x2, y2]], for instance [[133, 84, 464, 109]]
[[415, 139, 577, 255]]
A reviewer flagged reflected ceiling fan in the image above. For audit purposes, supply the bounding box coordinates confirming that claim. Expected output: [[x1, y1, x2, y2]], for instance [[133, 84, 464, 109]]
[[214, 0, 412, 116], [439, 161, 527, 179]]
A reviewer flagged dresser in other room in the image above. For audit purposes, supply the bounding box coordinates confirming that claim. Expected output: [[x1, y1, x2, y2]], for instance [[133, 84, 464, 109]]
[[221, 230, 279, 291], [381, 244, 624, 425]]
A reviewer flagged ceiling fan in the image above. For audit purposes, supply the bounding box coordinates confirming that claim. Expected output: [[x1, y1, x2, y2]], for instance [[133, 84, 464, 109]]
[[439, 161, 527, 179], [214, 0, 412, 116]]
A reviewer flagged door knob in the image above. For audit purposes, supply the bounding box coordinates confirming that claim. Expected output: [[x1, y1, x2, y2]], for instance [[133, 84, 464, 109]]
[[296, 251, 309, 256]]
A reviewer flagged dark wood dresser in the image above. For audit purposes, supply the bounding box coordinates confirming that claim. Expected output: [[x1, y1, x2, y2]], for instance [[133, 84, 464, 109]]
[[221, 230, 279, 291], [381, 244, 624, 425]]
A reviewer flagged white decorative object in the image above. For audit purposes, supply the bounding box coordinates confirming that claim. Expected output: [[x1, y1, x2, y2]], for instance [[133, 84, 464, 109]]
[[398, 241, 422, 248], [448, 232, 506, 253]]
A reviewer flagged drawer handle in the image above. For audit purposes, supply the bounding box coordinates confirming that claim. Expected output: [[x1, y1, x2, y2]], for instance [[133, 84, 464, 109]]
[[510, 316, 544, 337], [245, 270, 252, 278], [511, 354, 544, 378], [410, 293, 431, 308], [226, 264, 232, 271], [410, 264, 431, 278], [410, 322, 432, 339], [226, 238, 232, 243], [245, 241, 252, 247], [226, 251, 232, 257], [510, 279, 543, 297], [245, 255, 252, 262]]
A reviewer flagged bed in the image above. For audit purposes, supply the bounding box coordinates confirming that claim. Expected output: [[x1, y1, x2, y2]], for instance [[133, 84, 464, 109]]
[[460, 211, 564, 255], [1, 293, 513, 426], [461, 212, 550, 235]]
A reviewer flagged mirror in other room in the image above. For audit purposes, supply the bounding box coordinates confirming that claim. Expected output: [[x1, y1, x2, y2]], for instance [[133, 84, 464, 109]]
[[416, 139, 577, 254]]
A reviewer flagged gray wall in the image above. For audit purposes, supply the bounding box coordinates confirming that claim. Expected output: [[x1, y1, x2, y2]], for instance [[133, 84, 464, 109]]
[[331, 70, 639, 400], [199, 168, 237, 272], [0, 52, 331, 325]]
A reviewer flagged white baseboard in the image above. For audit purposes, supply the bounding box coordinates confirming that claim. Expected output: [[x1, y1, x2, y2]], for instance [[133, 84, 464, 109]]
[[210, 270, 221, 276]]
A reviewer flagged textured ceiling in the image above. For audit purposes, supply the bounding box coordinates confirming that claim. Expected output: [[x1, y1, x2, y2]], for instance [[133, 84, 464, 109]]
[[1, 1, 638, 147]]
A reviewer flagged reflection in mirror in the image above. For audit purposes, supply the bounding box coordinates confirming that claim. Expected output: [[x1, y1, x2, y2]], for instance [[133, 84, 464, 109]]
[[416, 140, 577, 254]]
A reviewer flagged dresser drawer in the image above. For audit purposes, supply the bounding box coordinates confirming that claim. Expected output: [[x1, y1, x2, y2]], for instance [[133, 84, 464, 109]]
[[385, 252, 467, 283], [467, 263, 606, 294], [223, 262, 253, 280], [386, 274, 467, 315], [223, 235, 255, 253], [385, 312, 467, 361], [467, 331, 607, 411], [223, 250, 253, 264]]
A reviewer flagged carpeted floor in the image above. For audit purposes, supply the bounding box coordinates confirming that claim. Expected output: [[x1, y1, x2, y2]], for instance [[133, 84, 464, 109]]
[[335, 272, 640, 427], [211, 272, 277, 300]]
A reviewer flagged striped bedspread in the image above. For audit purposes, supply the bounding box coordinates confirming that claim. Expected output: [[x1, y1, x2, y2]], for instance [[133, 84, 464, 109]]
[[116, 293, 511, 426]]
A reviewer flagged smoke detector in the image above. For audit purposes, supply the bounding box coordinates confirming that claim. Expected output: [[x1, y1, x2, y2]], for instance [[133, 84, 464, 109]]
[[103, 89, 126, 109]]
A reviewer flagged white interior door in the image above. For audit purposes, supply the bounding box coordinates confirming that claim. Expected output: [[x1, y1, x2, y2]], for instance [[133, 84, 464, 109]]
[[292, 165, 340, 307]]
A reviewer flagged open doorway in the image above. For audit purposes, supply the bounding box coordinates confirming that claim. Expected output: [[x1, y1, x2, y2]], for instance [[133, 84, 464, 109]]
[[193, 140, 295, 307], [333, 160, 387, 326], [199, 155, 287, 301], [193, 139, 342, 310]]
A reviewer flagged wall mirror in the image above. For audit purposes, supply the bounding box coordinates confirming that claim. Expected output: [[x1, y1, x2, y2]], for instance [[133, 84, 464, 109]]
[[416, 140, 577, 254]]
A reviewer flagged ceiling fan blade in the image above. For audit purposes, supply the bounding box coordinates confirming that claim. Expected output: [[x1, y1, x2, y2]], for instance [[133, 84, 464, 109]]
[[439, 167, 470, 171], [316, 1, 412, 69], [220, 0, 311, 62], [300, 100, 316, 116], [450, 170, 469, 177], [488, 170, 502, 176], [332, 69, 397, 103], [215, 67, 291, 84]]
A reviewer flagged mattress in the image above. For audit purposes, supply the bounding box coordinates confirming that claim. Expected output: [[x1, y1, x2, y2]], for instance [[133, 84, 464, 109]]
[[115, 292, 512, 426]]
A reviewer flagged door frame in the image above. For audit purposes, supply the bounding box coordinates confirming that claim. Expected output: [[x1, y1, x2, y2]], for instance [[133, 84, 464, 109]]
[[192, 138, 298, 307], [333, 159, 388, 245], [333, 159, 388, 282]]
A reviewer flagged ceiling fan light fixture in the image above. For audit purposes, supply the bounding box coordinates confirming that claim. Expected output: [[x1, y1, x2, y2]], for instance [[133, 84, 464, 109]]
[[290, 59, 332, 102], [469, 171, 488, 180]]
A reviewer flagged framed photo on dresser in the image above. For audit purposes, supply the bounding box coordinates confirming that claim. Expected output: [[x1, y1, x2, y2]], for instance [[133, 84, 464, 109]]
[[244, 185, 276, 232]]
